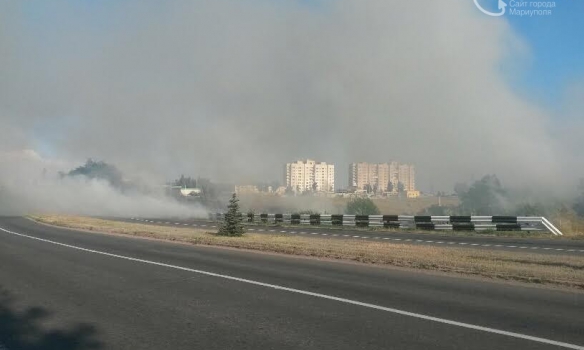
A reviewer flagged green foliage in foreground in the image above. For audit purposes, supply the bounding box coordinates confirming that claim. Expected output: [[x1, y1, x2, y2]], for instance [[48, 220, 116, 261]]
[[218, 193, 245, 236], [346, 198, 381, 215]]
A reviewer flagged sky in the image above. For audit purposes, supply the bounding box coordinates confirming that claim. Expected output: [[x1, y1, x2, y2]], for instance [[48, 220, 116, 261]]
[[503, 0, 584, 108], [1, 0, 583, 202]]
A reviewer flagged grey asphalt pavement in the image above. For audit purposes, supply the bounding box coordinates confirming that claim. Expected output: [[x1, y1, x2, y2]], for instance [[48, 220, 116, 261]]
[[115, 216, 584, 256], [0, 216, 583, 350]]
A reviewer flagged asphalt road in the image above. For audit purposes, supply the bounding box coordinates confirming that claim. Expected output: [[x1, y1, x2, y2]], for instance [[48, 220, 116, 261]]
[[0, 216, 583, 350], [115, 217, 584, 256]]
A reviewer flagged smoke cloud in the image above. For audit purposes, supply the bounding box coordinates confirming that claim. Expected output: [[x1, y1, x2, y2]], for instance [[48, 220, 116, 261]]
[[1, 0, 582, 215], [0, 150, 205, 217]]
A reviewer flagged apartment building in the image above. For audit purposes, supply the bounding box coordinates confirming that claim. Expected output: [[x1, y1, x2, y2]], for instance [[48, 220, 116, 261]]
[[398, 164, 416, 191], [349, 161, 415, 193], [285, 159, 335, 193]]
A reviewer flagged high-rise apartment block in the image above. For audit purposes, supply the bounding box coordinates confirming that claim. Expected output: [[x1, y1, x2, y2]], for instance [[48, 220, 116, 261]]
[[349, 162, 415, 193], [398, 164, 416, 191], [285, 159, 335, 193]]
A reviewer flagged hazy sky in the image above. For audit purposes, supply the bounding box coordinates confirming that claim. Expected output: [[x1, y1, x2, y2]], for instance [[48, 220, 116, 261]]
[[1, 0, 583, 192]]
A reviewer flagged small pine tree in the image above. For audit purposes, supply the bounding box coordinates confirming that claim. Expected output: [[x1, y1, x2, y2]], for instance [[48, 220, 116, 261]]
[[218, 193, 245, 236]]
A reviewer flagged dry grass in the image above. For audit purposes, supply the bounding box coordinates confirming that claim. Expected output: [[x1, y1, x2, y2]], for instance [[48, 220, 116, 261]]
[[238, 195, 459, 215], [30, 215, 584, 290], [549, 213, 584, 239]]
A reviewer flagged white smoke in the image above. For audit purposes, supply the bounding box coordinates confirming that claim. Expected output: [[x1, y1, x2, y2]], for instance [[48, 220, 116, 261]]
[[0, 150, 206, 217], [0, 0, 582, 199]]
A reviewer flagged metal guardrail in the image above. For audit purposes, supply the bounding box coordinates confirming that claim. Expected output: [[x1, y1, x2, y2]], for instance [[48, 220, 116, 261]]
[[210, 213, 563, 236]]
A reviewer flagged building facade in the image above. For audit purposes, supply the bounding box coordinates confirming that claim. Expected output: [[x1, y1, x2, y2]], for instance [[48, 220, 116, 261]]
[[285, 159, 335, 193], [398, 164, 416, 192], [349, 162, 415, 193]]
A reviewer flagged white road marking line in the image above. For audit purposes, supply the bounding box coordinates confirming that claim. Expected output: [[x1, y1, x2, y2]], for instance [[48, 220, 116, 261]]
[[519, 247, 527, 249], [183, 224, 188, 226], [543, 248, 552, 250], [436, 242, 444, 244], [291, 231, 297, 234], [352, 235, 360, 238], [321, 233, 328, 236], [280, 231, 287, 233], [382, 238, 390, 240], [426, 241, 434, 243], [483, 244, 491, 247], [470, 244, 479, 246], [459, 243, 467, 245], [393, 238, 401, 241], [448, 242, 455, 244], [332, 234, 338, 237], [555, 249, 564, 251], [343, 235, 350, 237], [1, 226, 582, 350], [311, 232, 318, 235], [211, 225, 216, 228], [507, 246, 517, 248], [494, 245, 502, 247], [175, 222, 180, 225]]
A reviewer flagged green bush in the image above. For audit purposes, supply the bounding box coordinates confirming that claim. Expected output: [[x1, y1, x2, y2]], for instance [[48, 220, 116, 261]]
[[346, 198, 381, 215]]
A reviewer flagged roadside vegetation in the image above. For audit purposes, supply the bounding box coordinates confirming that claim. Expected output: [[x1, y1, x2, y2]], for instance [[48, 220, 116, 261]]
[[418, 175, 584, 238], [346, 198, 380, 215], [217, 193, 245, 236], [29, 215, 584, 290]]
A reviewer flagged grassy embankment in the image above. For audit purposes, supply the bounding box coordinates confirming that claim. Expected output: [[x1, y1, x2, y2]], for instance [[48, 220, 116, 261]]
[[237, 195, 459, 215], [29, 215, 584, 290]]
